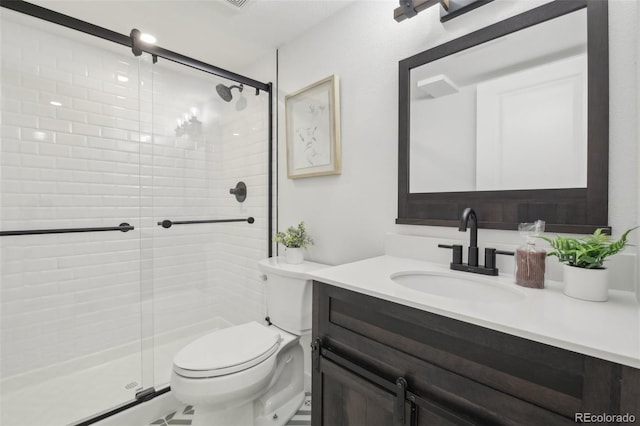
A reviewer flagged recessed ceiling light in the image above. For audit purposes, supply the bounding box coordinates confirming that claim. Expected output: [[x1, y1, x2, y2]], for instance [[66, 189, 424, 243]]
[[140, 33, 157, 44], [50, 101, 62, 107], [117, 75, 129, 83]]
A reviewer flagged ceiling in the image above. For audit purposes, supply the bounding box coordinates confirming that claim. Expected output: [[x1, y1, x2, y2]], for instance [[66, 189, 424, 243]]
[[28, 0, 360, 72]]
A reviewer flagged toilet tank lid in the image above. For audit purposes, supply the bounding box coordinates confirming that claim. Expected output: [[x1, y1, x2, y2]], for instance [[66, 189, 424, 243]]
[[173, 322, 281, 373], [258, 257, 331, 279]]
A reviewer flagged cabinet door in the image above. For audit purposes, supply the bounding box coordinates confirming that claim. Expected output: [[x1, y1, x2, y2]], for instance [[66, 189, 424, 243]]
[[312, 356, 412, 426], [414, 405, 471, 426]]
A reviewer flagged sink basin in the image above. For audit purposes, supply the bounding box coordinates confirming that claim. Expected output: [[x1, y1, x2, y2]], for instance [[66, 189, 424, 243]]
[[390, 271, 525, 303]]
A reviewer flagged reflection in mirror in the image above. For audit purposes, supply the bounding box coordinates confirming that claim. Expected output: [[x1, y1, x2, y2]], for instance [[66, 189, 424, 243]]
[[409, 9, 587, 193]]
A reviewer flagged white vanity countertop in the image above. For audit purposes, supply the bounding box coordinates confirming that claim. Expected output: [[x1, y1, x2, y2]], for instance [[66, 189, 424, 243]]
[[308, 255, 640, 369]]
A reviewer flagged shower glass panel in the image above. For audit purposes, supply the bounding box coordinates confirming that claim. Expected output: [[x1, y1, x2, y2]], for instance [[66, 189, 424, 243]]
[[1, 4, 271, 425], [148, 60, 270, 389], [0, 9, 149, 426]]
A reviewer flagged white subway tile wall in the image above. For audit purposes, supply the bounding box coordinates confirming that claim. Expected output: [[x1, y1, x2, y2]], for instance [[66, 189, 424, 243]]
[[1, 8, 268, 402]]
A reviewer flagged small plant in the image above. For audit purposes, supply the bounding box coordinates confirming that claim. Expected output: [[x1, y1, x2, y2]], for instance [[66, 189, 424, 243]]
[[273, 221, 314, 249], [539, 227, 637, 269]]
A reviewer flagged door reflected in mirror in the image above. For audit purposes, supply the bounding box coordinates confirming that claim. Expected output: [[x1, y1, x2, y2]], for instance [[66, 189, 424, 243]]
[[409, 9, 587, 193]]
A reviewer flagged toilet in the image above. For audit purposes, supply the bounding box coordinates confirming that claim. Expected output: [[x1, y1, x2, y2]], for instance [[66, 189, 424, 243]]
[[170, 257, 329, 426]]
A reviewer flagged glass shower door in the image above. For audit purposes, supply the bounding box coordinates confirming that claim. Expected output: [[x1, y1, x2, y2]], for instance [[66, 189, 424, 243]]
[[0, 9, 149, 425], [147, 59, 228, 388], [148, 59, 271, 390], [1, 4, 272, 425]]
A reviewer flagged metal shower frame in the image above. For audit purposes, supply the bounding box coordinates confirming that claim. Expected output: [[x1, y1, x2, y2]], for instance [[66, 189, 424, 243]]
[[0, 0, 275, 424]]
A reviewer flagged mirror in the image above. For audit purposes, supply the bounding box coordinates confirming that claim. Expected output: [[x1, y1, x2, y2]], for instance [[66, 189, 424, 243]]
[[410, 9, 586, 193], [398, 0, 609, 233]]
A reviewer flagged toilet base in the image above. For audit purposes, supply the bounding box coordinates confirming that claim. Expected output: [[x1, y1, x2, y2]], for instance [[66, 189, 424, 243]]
[[188, 391, 304, 426], [191, 402, 253, 426], [255, 391, 304, 426]]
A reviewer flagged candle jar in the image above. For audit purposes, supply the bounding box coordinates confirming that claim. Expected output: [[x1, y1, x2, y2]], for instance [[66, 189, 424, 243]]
[[515, 242, 546, 288]]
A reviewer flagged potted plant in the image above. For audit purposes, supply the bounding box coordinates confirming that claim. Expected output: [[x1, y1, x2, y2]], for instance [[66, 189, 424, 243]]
[[540, 227, 637, 301], [273, 221, 314, 264]]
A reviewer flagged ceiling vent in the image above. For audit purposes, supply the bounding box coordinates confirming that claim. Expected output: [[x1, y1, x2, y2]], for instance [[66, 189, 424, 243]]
[[224, 0, 249, 8]]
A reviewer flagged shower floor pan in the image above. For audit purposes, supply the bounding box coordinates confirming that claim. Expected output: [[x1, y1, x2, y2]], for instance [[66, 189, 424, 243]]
[[1, 319, 226, 426]]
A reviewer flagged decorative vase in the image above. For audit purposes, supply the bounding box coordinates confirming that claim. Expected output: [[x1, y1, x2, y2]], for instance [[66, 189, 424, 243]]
[[285, 247, 304, 264], [562, 264, 609, 302]]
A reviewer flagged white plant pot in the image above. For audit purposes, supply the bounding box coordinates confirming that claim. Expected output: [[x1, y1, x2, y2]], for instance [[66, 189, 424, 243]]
[[285, 247, 304, 265], [562, 264, 609, 302]]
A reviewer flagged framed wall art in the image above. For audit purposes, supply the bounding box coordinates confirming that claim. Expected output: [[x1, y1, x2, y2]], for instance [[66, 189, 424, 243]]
[[285, 75, 341, 178]]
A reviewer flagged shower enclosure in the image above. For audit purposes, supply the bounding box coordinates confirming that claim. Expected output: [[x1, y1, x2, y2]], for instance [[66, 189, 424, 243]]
[[0, 3, 273, 425]]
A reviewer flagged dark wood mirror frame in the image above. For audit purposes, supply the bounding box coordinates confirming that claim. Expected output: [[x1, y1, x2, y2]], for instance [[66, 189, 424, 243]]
[[397, 0, 610, 234]]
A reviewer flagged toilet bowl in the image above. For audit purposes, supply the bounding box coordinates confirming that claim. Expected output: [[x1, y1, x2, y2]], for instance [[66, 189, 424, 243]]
[[171, 321, 303, 426], [170, 257, 330, 426]]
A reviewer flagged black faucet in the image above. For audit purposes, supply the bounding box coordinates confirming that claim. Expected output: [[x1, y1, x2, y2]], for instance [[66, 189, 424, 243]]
[[459, 207, 479, 267], [438, 208, 514, 276]]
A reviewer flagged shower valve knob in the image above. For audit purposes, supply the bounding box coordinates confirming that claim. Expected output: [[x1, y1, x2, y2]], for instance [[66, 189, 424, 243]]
[[229, 181, 247, 202]]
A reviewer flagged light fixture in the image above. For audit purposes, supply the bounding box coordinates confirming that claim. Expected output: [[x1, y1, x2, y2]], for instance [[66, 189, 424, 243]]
[[395, 0, 492, 23], [49, 101, 62, 107], [395, 0, 445, 21], [117, 75, 129, 83]]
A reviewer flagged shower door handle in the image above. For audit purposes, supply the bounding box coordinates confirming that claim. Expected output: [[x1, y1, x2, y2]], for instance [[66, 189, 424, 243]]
[[0, 223, 134, 236], [157, 217, 255, 229]]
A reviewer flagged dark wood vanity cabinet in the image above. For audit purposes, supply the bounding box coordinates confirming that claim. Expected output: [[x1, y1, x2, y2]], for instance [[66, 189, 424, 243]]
[[311, 282, 640, 425]]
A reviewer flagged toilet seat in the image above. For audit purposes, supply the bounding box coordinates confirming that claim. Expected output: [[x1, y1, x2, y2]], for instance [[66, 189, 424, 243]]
[[173, 322, 282, 379]]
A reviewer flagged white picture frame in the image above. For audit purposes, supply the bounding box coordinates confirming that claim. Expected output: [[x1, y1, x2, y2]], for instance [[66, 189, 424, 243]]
[[285, 75, 341, 179]]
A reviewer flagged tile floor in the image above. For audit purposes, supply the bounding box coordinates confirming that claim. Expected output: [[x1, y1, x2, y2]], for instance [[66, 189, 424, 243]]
[[148, 394, 312, 426]]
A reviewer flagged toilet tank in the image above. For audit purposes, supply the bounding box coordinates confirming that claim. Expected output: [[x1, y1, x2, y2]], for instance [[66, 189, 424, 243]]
[[258, 257, 330, 335]]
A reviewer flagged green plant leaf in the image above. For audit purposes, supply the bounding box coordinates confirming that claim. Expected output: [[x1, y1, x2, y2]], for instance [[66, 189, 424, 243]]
[[537, 226, 637, 269], [272, 221, 314, 249]]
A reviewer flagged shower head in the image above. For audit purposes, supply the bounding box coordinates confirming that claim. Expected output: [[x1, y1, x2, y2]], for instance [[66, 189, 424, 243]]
[[216, 83, 243, 102]]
